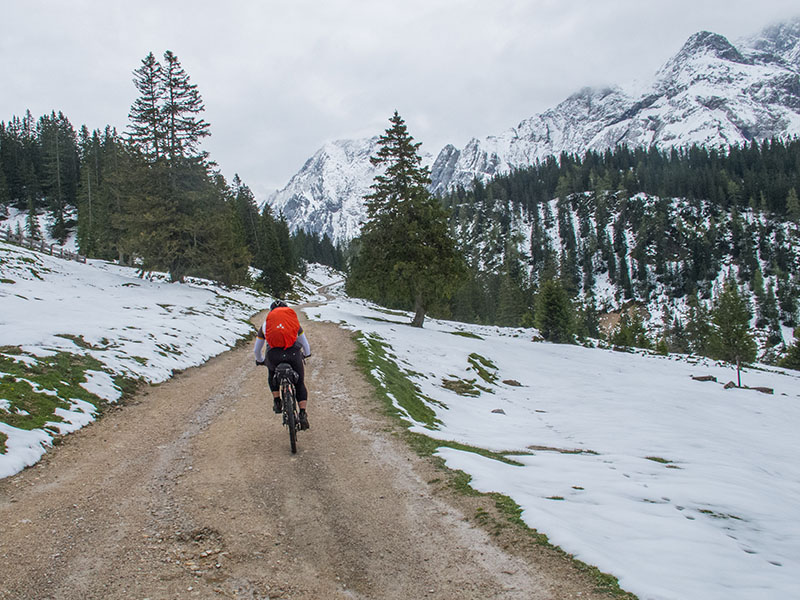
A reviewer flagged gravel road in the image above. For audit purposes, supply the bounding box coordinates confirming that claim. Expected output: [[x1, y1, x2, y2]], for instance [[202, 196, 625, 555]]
[[0, 307, 614, 599]]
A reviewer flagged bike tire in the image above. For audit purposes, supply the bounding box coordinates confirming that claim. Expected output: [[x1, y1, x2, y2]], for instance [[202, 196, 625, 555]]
[[284, 384, 297, 454]]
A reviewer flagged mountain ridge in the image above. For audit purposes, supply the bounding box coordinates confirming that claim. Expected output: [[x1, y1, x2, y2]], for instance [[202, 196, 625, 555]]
[[268, 17, 800, 244]]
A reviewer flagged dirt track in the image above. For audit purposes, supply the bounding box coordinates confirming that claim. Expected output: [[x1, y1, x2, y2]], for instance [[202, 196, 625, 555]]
[[0, 307, 612, 599]]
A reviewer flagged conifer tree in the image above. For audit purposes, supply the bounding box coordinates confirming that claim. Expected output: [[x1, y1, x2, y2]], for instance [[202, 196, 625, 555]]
[[127, 52, 165, 162], [161, 51, 211, 164], [232, 174, 262, 256], [347, 111, 465, 327], [787, 188, 800, 224], [709, 275, 757, 386], [253, 204, 292, 296], [25, 197, 41, 239], [0, 166, 9, 212], [780, 328, 800, 371], [535, 278, 573, 343], [611, 311, 651, 349], [38, 112, 79, 243], [685, 292, 711, 355]]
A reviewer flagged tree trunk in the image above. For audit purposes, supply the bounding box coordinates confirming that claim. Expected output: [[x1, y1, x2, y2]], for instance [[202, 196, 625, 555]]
[[411, 293, 426, 328], [736, 356, 741, 388]]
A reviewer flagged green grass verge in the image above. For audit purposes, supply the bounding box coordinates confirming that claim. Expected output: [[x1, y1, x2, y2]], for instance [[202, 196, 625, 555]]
[[354, 332, 440, 428], [352, 331, 637, 600]]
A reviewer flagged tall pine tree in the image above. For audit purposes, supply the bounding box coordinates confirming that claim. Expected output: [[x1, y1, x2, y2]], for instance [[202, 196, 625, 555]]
[[347, 111, 465, 327]]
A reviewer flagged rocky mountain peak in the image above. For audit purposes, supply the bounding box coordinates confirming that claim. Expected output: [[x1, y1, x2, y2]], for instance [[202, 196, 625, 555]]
[[680, 31, 747, 63], [268, 17, 800, 244], [745, 17, 800, 65]]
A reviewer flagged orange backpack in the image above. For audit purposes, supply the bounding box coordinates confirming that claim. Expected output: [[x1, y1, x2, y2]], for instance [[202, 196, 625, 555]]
[[265, 307, 301, 348]]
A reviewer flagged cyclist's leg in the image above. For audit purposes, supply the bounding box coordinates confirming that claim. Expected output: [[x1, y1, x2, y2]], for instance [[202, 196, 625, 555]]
[[288, 346, 307, 409], [265, 348, 282, 410]]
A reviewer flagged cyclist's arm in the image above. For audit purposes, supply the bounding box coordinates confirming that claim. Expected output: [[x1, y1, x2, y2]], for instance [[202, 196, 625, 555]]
[[298, 332, 311, 357], [254, 336, 266, 363]]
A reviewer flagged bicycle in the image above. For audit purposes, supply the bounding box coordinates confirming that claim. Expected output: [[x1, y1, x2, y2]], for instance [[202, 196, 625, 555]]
[[273, 362, 301, 454]]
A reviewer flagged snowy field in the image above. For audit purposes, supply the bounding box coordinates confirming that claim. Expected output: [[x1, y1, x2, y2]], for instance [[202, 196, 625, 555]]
[[306, 298, 800, 600], [0, 241, 343, 478], [3, 233, 799, 600]]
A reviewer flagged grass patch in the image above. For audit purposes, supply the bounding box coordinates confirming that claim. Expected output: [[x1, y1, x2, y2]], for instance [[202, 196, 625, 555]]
[[442, 377, 482, 397], [645, 456, 674, 464], [405, 431, 528, 467], [529, 444, 599, 455], [0, 431, 7, 453], [373, 307, 409, 317], [468, 353, 498, 384], [1, 278, 15, 284], [354, 332, 440, 429], [0, 351, 106, 431], [449, 330, 483, 340], [0, 349, 141, 444], [366, 316, 407, 325], [54, 334, 97, 350]]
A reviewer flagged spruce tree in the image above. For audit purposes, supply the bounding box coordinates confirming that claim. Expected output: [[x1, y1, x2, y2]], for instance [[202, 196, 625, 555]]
[[127, 52, 165, 162], [253, 204, 292, 296], [535, 278, 573, 343], [709, 275, 757, 386], [161, 51, 211, 164], [347, 111, 465, 327], [685, 292, 711, 355], [38, 112, 79, 244], [787, 188, 800, 224], [780, 328, 800, 370]]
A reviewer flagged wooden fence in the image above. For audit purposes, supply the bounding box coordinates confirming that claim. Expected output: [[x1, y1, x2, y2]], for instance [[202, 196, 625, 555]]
[[1, 228, 87, 263]]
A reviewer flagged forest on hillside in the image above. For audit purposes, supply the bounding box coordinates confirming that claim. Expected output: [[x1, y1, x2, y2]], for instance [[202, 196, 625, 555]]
[[0, 52, 343, 295], [439, 141, 800, 366]]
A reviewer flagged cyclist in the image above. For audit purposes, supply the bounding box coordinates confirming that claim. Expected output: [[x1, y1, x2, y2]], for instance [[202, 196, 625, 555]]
[[254, 300, 312, 429]]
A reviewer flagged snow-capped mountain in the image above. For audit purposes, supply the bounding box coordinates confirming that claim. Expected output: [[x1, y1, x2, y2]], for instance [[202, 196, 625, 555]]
[[266, 137, 435, 245], [265, 137, 381, 245], [269, 18, 800, 243]]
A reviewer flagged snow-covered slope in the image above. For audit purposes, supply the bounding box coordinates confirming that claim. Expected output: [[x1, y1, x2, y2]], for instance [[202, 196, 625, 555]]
[[307, 298, 800, 600], [269, 18, 800, 243]]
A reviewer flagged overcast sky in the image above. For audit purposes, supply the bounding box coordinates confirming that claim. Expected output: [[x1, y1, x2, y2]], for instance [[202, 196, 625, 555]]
[[2, 1, 798, 199]]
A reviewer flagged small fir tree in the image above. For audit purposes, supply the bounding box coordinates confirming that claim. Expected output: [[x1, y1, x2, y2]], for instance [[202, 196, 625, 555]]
[[685, 292, 711, 355], [709, 275, 757, 386], [786, 188, 799, 224], [535, 278, 573, 343], [779, 328, 800, 370]]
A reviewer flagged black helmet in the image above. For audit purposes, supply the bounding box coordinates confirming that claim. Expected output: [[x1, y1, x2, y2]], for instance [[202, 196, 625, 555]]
[[270, 299, 288, 311]]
